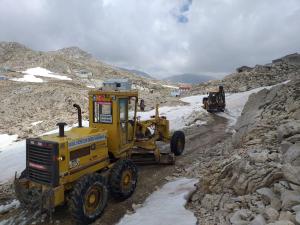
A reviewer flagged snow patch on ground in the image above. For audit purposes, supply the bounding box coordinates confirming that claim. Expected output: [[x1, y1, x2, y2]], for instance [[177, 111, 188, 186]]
[[0, 134, 18, 149], [137, 94, 208, 131], [11, 67, 72, 83], [117, 178, 198, 225], [0, 200, 20, 214], [31, 121, 43, 126], [0, 141, 26, 183]]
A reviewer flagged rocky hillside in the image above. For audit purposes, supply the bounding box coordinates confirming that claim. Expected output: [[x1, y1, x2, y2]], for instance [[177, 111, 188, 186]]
[[192, 53, 300, 94], [0, 42, 142, 81], [184, 79, 300, 225], [0, 42, 179, 138]]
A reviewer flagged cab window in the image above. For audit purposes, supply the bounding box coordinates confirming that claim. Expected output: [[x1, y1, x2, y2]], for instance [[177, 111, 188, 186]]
[[94, 101, 112, 123]]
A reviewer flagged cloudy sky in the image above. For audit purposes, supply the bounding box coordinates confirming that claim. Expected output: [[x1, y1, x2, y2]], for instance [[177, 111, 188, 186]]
[[0, 0, 300, 78]]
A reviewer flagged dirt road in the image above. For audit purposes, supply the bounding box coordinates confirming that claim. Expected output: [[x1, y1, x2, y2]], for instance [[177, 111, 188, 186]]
[[0, 115, 229, 225]]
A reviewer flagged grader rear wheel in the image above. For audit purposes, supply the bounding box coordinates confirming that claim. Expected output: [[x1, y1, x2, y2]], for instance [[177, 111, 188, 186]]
[[108, 159, 138, 200], [170, 130, 185, 156], [69, 173, 108, 225]]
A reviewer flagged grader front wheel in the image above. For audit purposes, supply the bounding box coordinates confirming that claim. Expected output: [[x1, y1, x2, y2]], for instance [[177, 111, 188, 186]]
[[170, 131, 185, 156], [69, 174, 108, 225], [109, 159, 138, 200]]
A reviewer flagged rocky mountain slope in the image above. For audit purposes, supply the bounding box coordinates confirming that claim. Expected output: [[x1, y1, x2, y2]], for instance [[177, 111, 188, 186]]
[[183, 79, 300, 225], [117, 67, 153, 79], [192, 53, 300, 93], [0, 42, 178, 138]]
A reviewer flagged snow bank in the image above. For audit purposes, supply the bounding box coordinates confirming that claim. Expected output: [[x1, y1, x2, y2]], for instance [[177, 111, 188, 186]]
[[0, 141, 26, 183], [137, 95, 207, 131], [0, 134, 18, 149], [12, 74, 44, 83], [217, 81, 290, 127], [11, 67, 72, 83], [0, 200, 20, 214], [31, 121, 43, 126], [117, 178, 198, 225]]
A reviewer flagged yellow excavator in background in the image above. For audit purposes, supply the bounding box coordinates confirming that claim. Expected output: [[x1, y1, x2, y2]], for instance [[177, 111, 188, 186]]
[[15, 79, 185, 224]]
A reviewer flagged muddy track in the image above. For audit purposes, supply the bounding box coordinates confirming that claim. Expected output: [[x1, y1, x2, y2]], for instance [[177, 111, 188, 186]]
[[0, 115, 229, 225]]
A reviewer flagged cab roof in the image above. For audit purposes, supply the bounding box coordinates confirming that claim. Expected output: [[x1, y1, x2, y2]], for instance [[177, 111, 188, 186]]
[[88, 89, 138, 97]]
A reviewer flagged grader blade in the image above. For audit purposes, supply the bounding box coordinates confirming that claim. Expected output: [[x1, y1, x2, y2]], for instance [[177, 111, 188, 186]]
[[131, 147, 175, 165]]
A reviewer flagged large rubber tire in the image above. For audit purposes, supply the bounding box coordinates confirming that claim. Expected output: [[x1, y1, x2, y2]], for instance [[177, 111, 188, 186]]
[[170, 130, 185, 156], [108, 159, 138, 201], [69, 173, 108, 225]]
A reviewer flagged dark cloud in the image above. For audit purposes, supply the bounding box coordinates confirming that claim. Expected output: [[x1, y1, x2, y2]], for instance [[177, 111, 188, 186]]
[[0, 0, 299, 77]]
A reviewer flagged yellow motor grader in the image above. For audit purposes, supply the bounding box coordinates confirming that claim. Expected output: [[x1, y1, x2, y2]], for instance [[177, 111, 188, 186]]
[[14, 80, 185, 224]]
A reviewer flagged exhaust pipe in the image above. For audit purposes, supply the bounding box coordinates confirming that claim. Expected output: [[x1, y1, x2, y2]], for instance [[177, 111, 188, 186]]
[[73, 104, 82, 127], [57, 122, 67, 137]]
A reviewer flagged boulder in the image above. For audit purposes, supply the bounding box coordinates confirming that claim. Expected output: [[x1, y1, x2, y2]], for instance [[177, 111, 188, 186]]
[[282, 164, 300, 185], [256, 188, 276, 204], [279, 211, 296, 224], [250, 214, 266, 225], [281, 141, 293, 154], [230, 209, 252, 225], [292, 109, 300, 120], [263, 207, 279, 222], [277, 121, 300, 142], [255, 186, 281, 210], [284, 144, 300, 166], [248, 150, 270, 163], [296, 212, 300, 224], [281, 190, 300, 210], [292, 205, 300, 212]]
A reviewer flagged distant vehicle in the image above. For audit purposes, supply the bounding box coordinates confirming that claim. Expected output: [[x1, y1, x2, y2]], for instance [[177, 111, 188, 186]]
[[202, 86, 225, 112], [171, 89, 181, 97]]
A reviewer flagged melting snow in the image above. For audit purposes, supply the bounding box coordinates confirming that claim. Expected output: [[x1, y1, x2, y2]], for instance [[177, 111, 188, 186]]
[[11, 67, 72, 83], [117, 178, 198, 225], [31, 121, 43, 126], [137, 94, 208, 131], [0, 200, 20, 214], [0, 134, 18, 149]]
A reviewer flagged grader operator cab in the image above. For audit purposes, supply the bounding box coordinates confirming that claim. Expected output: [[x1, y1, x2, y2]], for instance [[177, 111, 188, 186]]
[[14, 80, 185, 224], [202, 86, 225, 112]]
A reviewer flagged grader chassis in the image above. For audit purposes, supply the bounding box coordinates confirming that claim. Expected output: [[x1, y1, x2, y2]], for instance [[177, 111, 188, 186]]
[[15, 84, 185, 224]]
